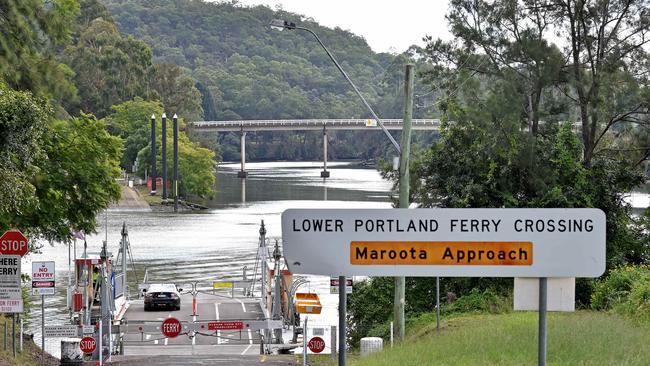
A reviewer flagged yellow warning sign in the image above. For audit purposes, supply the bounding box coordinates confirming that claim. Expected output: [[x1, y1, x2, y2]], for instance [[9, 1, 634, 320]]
[[350, 241, 533, 266], [212, 281, 233, 289]]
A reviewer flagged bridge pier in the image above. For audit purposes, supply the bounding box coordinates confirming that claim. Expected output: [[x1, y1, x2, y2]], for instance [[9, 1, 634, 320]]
[[321, 127, 330, 178], [238, 131, 248, 178]]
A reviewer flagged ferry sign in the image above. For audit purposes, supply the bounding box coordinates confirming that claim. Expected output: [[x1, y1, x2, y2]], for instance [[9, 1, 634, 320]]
[[281, 208, 606, 278]]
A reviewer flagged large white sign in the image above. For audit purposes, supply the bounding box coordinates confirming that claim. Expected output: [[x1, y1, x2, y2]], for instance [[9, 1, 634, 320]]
[[281, 208, 606, 278], [32, 261, 55, 296], [0, 255, 23, 312]]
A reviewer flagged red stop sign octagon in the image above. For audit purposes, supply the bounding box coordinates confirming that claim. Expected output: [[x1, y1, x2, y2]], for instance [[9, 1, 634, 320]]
[[161, 317, 182, 338], [308, 336, 325, 353], [79, 336, 96, 354], [0, 230, 28, 256]]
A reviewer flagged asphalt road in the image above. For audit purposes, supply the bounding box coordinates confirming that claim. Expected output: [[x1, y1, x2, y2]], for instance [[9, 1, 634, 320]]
[[111, 354, 297, 365], [121, 292, 267, 356]]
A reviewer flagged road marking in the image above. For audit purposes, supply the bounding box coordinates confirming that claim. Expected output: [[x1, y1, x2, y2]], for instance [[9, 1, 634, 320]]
[[154, 340, 158, 345], [145, 334, 150, 340], [215, 303, 221, 345], [233, 297, 247, 313], [164, 337, 168, 346], [192, 332, 196, 346], [241, 344, 253, 355], [248, 329, 253, 344]]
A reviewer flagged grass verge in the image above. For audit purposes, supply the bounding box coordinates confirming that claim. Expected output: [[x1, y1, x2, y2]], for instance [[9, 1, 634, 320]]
[[0, 315, 59, 366], [310, 311, 650, 366]]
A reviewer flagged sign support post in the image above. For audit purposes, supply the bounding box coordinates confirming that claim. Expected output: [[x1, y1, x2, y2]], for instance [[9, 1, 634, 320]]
[[338, 275, 346, 366], [538, 278, 547, 366], [41, 295, 44, 365], [436, 277, 440, 334], [302, 316, 308, 366]]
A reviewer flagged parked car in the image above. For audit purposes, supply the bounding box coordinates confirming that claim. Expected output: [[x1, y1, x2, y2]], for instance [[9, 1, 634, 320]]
[[143, 284, 181, 311]]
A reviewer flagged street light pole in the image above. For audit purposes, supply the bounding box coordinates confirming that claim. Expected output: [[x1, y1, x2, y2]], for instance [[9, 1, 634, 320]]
[[270, 18, 416, 350], [270, 20, 400, 154]]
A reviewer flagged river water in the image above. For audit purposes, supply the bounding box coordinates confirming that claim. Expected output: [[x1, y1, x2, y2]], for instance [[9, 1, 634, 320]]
[[26, 161, 393, 357], [24, 161, 650, 357]]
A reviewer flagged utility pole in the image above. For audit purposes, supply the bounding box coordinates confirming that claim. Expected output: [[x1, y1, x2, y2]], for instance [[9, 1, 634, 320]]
[[162, 113, 168, 200], [395, 64, 414, 342], [173, 114, 179, 212], [150, 114, 157, 194]]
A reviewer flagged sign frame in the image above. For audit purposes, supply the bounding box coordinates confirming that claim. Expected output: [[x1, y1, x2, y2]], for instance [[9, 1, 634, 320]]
[[281, 208, 606, 278], [32, 261, 56, 296]]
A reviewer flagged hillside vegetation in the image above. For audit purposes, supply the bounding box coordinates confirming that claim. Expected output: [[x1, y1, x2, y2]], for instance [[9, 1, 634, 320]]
[[103, 0, 437, 161]]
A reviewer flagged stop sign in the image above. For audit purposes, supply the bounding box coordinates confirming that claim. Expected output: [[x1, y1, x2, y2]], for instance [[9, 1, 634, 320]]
[[0, 230, 28, 256], [79, 336, 96, 354], [161, 317, 182, 338], [308, 336, 325, 353]]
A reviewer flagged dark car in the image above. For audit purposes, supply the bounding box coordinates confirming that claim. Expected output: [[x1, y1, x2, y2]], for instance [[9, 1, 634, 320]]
[[144, 284, 181, 311]]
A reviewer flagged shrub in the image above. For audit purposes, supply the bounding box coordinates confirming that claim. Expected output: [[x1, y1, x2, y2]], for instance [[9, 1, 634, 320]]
[[591, 265, 650, 311]]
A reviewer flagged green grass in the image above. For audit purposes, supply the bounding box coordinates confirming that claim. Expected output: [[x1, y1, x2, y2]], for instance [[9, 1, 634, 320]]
[[357, 311, 650, 366], [311, 311, 650, 366], [134, 185, 161, 206]]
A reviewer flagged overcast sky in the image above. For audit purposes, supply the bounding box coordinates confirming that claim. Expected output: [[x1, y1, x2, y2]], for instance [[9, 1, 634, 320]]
[[236, 0, 452, 53]]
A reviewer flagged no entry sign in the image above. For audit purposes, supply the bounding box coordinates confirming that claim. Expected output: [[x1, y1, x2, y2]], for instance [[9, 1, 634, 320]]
[[32, 261, 55, 295], [161, 317, 182, 338], [308, 336, 325, 353], [281, 208, 606, 277], [0, 230, 28, 257], [79, 336, 96, 354]]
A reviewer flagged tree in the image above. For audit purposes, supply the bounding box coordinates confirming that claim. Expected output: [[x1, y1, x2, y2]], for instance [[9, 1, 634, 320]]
[[0, 83, 51, 224], [424, 0, 566, 134], [63, 18, 155, 117], [101, 97, 164, 171], [1, 109, 123, 242], [553, 0, 650, 165], [0, 0, 79, 100], [151, 64, 204, 121]]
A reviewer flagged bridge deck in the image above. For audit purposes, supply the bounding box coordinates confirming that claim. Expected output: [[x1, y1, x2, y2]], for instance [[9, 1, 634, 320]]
[[190, 118, 441, 131]]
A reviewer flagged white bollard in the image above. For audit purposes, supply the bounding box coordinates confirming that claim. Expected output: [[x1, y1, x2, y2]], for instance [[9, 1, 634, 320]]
[[360, 337, 383, 357]]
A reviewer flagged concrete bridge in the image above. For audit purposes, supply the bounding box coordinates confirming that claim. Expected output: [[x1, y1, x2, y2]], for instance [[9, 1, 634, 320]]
[[190, 119, 440, 177]]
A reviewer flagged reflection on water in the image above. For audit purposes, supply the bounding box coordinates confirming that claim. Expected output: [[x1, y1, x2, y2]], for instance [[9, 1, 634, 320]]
[[27, 161, 392, 357]]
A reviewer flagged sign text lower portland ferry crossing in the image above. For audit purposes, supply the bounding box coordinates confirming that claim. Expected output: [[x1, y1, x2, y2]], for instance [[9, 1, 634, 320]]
[[281, 209, 606, 278]]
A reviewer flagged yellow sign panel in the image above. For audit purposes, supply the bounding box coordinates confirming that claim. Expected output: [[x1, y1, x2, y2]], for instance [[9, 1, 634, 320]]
[[213, 281, 233, 289], [365, 119, 377, 127], [350, 241, 533, 266]]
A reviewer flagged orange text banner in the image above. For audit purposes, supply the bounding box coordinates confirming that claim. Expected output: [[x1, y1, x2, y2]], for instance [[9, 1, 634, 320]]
[[350, 241, 533, 266]]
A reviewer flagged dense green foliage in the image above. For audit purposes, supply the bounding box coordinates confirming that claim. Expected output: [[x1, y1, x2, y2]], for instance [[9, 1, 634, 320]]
[[0, 83, 122, 242], [0, 0, 79, 100], [103, 0, 436, 161], [591, 264, 650, 322], [0, 84, 52, 224]]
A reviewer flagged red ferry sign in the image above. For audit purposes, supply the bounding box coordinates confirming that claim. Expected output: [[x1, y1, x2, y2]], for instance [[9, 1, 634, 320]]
[[161, 317, 182, 338], [208, 321, 244, 331]]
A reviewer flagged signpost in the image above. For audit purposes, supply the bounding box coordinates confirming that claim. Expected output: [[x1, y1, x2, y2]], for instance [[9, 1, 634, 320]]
[[308, 336, 326, 354], [80, 336, 96, 354], [0, 230, 29, 360], [161, 317, 182, 338], [282, 208, 607, 366], [330, 277, 352, 294]]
